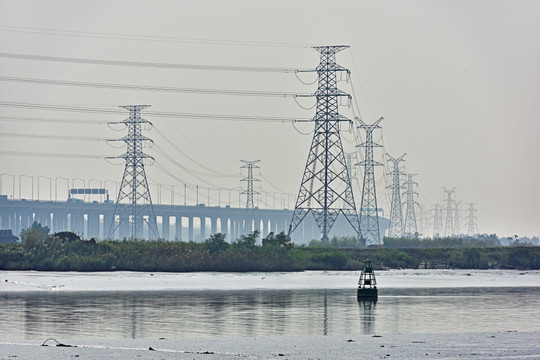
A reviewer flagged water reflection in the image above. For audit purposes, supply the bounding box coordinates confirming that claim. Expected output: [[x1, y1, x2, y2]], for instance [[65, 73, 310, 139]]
[[357, 299, 377, 334], [0, 287, 539, 340]]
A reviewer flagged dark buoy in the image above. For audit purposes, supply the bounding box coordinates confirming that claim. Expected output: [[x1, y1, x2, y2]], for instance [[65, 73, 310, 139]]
[[357, 259, 378, 299]]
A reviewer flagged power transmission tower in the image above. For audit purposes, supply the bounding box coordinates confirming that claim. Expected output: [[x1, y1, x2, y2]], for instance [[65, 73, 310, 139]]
[[417, 203, 424, 236], [358, 117, 383, 245], [443, 187, 456, 237], [240, 160, 260, 233], [432, 204, 441, 238], [466, 203, 478, 236], [288, 45, 360, 241], [107, 105, 159, 240], [387, 153, 406, 238], [454, 201, 461, 235], [241, 160, 260, 209], [403, 173, 419, 238], [345, 152, 359, 182]]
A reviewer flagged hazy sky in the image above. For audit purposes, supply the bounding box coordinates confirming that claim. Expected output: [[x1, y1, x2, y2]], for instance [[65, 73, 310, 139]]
[[0, 0, 538, 238]]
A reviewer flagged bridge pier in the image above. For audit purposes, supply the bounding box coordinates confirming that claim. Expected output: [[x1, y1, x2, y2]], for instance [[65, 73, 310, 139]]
[[175, 215, 182, 240], [188, 216, 193, 241], [200, 216, 206, 241], [87, 212, 100, 239], [162, 215, 170, 240]]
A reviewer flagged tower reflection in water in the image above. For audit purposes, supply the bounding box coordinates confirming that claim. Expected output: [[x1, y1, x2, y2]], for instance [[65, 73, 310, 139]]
[[357, 299, 377, 334]]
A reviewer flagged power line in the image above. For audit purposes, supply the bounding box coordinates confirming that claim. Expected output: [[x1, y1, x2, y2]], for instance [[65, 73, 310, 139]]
[[152, 128, 238, 178], [0, 52, 311, 73], [0, 75, 311, 98], [0, 115, 107, 124], [0, 149, 105, 159], [0, 25, 314, 48], [0, 131, 107, 142], [0, 101, 311, 123]]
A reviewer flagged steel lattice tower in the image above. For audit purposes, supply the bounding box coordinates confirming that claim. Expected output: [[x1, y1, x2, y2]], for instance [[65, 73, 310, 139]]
[[387, 153, 406, 238], [443, 187, 456, 237], [241, 160, 260, 209], [358, 117, 383, 245], [454, 201, 461, 235], [466, 203, 477, 236], [432, 204, 441, 238], [403, 173, 419, 238], [288, 45, 360, 241], [107, 105, 159, 240], [417, 203, 424, 235], [345, 152, 359, 182]]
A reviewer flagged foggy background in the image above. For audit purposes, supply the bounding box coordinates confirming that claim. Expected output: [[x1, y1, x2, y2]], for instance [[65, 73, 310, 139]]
[[0, 0, 538, 238]]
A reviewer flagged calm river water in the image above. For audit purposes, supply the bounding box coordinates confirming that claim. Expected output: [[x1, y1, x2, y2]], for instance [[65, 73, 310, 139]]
[[0, 270, 539, 339]]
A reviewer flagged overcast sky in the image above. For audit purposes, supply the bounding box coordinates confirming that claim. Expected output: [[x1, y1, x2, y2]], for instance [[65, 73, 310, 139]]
[[0, 0, 538, 238]]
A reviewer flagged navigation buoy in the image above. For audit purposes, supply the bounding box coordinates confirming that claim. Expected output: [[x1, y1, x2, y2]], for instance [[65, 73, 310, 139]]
[[357, 259, 378, 299]]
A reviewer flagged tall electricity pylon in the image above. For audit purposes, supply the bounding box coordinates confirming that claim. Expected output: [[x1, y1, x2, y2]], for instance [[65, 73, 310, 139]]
[[403, 173, 419, 238], [107, 105, 159, 240], [288, 45, 360, 241], [466, 203, 478, 236], [417, 203, 424, 236], [240, 160, 260, 233], [454, 201, 461, 235], [241, 160, 260, 209], [443, 187, 456, 237], [387, 153, 406, 238], [345, 152, 359, 182], [357, 117, 383, 245], [432, 204, 441, 238]]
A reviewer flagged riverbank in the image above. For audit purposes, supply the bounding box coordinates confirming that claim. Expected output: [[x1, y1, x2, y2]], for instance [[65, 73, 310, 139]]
[[2, 269, 539, 292], [1, 331, 539, 359], [1, 239, 539, 272]]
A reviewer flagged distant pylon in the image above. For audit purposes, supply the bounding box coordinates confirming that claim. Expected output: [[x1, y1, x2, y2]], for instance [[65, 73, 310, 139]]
[[387, 153, 406, 237], [466, 203, 477, 236], [443, 187, 456, 237], [288, 45, 360, 241], [417, 203, 424, 235], [454, 201, 461, 235], [345, 152, 359, 181], [107, 105, 159, 240], [357, 117, 383, 245], [241, 160, 260, 209], [432, 204, 441, 238], [403, 173, 419, 237], [241, 160, 260, 233]]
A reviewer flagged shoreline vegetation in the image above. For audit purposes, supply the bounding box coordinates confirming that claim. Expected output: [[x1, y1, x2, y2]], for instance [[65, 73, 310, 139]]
[[1, 225, 539, 272]]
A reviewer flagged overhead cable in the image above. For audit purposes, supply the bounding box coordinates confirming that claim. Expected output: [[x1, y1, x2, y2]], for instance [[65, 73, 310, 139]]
[[0, 25, 315, 48], [0, 101, 312, 123], [0, 75, 312, 98], [0, 52, 312, 73]]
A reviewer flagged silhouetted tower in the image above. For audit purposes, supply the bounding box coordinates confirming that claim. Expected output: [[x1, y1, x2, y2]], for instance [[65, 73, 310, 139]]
[[466, 203, 478, 236], [241, 160, 260, 209], [443, 187, 456, 237], [241, 160, 260, 233], [432, 204, 441, 238], [387, 153, 406, 237], [345, 152, 359, 182], [288, 45, 360, 241], [358, 117, 383, 245], [417, 203, 424, 235], [107, 105, 159, 240], [454, 201, 461, 235], [403, 173, 419, 237]]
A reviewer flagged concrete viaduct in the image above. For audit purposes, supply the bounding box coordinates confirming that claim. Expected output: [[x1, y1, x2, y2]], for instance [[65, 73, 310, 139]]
[[0, 195, 383, 244]]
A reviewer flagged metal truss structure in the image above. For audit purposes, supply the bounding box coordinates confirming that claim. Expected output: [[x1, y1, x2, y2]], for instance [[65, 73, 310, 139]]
[[358, 117, 383, 245], [288, 45, 360, 241], [107, 105, 159, 240]]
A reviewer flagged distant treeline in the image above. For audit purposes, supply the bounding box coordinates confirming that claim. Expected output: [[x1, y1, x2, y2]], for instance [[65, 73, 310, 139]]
[[1, 227, 539, 271]]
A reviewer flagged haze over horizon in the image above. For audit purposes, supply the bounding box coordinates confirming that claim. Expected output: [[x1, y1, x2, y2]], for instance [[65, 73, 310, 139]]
[[0, 0, 538, 238]]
